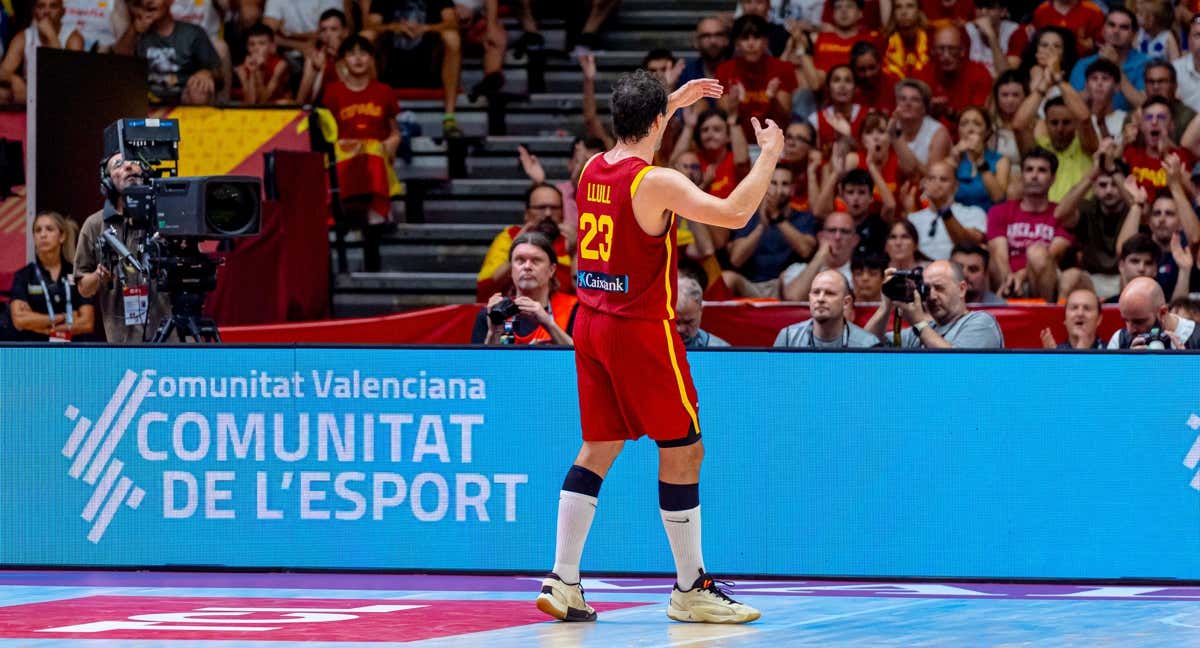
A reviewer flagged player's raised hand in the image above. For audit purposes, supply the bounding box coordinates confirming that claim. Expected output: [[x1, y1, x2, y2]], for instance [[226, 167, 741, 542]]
[[752, 117, 784, 156], [669, 78, 724, 110]]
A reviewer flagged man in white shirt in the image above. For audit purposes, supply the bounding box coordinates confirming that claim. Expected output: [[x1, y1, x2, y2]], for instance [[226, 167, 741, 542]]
[[263, 0, 341, 52], [1171, 18, 1200, 113], [906, 160, 987, 260], [64, 0, 125, 51]]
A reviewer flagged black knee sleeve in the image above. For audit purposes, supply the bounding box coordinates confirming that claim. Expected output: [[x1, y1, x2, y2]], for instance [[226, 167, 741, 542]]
[[562, 464, 603, 497]]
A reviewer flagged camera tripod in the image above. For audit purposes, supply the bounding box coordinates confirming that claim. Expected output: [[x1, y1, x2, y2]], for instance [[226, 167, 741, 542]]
[[150, 290, 221, 343]]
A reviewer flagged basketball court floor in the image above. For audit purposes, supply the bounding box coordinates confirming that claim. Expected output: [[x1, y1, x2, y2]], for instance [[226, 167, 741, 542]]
[[1, 571, 1199, 646]]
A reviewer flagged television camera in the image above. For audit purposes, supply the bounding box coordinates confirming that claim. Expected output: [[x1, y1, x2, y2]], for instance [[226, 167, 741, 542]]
[[99, 118, 262, 343]]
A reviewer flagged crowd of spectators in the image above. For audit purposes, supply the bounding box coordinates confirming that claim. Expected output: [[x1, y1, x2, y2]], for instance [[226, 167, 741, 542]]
[[483, 0, 1200, 349]]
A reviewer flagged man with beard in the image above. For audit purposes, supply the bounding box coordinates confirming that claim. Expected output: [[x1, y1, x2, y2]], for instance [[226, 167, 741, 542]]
[[774, 269, 879, 347], [781, 211, 858, 301], [1053, 141, 1128, 300], [1040, 288, 1105, 349], [678, 16, 729, 89], [986, 148, 1074, 301], [865, 259, 1005, 348]]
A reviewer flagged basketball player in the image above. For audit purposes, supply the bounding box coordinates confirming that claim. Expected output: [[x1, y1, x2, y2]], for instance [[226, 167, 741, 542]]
[[535, 69, 783, 624]]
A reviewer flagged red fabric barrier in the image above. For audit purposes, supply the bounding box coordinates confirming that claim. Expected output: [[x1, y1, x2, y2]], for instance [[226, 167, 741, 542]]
[[221, 304, 481, 344], [205, 151, 330, 326], [221, 302, 1128, 348], [205, 201, 287, 325]]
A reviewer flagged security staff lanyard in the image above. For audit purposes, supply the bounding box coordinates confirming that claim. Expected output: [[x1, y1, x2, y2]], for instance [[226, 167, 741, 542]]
[[34, 262, 72, 341]]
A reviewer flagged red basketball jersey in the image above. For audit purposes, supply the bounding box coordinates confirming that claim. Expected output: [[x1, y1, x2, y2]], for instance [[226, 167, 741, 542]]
[[574, 154, 679, 321]]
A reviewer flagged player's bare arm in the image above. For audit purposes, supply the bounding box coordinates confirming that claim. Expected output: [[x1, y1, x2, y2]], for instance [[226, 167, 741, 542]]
[[633, 117, 784, 234]]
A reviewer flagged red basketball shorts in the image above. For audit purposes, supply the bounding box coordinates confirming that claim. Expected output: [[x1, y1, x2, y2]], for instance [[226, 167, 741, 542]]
[[573, 305, 701, 444]]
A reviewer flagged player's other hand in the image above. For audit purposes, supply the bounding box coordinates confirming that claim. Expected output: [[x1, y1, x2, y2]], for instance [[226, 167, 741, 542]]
[[670, 78, 723, 109], [752, 117, 784, 156]]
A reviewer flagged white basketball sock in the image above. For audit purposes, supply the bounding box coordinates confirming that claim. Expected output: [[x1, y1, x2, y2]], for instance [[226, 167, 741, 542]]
[[551, 490, 598, 584], [660, 505, 705, 589]]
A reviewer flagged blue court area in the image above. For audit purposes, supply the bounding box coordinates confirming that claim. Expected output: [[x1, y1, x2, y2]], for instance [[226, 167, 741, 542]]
[[2, 571, 1200, 646]]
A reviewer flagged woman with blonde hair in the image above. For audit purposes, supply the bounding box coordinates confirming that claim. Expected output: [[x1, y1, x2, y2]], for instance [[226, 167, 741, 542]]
[[8, 211, 93, 341]]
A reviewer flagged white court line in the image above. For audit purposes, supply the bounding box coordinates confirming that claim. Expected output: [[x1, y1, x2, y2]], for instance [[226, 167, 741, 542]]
[[1159, 612, 1200, 629], [666, 599, 941, 648]]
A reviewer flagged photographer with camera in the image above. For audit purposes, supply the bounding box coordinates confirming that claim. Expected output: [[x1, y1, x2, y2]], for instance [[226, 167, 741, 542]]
[[1107, 276, 1200, 350], [864, 259, 1004, 349], [74, 152, 170, 344], [471, 231, 578, 346]]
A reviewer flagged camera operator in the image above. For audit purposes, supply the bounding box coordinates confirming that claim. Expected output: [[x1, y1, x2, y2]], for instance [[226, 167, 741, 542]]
[[74, 152, 171, 344], [471, 231, 578, 346], [774, 269, 880, 348], [1107, 276, 1200, 349], [864, 259, 1004, 348]]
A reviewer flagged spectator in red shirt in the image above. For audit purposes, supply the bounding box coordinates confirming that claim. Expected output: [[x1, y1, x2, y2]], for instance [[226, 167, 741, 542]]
[[850, 41, 897, 114], [929, 25, 994, 129], [1128, 96, 1197, 196], [847, 111, 904, 215], [797, 0, 875, 91], [716, 14, 797, 140], [669, 106, 751, 250], [882, 0, 933, 82], [823, 0, 883, 32], [321, 34, 402, 270], [1030, 0, 1105, 55], [808, 65, 866, 154], [987, 147, 1074, 301], [234, 23, 291, 105], [922, 0, 974, 31]]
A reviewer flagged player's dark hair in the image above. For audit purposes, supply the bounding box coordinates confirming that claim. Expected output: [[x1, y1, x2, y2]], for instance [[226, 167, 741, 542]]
[[610, 69, 668, 143]]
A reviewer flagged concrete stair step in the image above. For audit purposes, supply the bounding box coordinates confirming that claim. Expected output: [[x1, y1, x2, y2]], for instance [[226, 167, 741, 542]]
[[341, 244, 488, 274], [332, 292, 477, 318], [336, 271, 478, 292]]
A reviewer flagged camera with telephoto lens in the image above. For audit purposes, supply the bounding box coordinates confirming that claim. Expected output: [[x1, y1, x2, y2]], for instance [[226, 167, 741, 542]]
[[881, 267, 929, 303], [488, 297, 520, 324], [1135, 327, 1171, 350], [99, 118, 263, 343]]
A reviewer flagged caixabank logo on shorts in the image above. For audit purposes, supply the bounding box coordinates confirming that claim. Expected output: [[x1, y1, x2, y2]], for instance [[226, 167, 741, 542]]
[[60, 369, 151, 543]]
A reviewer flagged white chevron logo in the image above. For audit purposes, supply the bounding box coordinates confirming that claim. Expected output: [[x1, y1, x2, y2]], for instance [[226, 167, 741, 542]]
[[61, 370, 151, 543]]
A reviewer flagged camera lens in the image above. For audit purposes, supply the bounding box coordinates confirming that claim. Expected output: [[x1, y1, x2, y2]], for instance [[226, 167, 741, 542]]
[[205, 181, 258, 235]]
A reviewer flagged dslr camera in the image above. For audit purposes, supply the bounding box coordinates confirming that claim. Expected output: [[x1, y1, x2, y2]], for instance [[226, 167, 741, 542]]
[[881, 267, 929, 303], [487, 297, 520, 324], [1134, 327, 1172, 350]]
